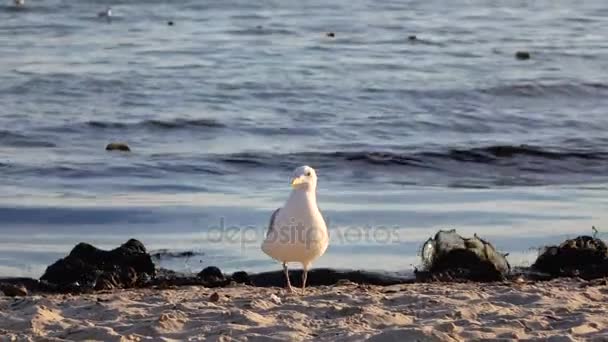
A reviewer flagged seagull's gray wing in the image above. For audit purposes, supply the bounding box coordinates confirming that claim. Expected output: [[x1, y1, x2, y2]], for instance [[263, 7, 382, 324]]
[[266, 208, 281, 237]]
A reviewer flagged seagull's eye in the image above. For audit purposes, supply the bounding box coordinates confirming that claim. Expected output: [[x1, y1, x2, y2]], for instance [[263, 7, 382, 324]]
[[306, 172, 311, 176]]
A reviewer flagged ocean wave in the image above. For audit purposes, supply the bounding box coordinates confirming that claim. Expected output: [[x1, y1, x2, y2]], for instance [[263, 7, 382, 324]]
[[210, 145, 608, 187], [0, 130, 56, 148], [4, 74, 129, 95], [226, 27, 296, 36], [85, 118, 226, 130], [3, 145, 607, 188], [216, 145, 608, 171], [150, 249, 204, 260], [480, 82, 608, 97]]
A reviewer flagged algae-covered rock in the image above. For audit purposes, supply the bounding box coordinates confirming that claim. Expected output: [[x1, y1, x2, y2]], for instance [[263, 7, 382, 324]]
[[105, 142, 131, 152], [40, 239, 155, 292], [532, 235, 608, 279], [418, 229, 510, 281]]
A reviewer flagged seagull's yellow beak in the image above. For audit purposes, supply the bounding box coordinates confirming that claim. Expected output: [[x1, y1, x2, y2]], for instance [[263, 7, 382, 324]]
[[291, 176, 305, 188]]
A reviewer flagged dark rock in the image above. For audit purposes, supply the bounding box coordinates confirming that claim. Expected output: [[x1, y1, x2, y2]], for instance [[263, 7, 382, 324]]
[[0, 278, 46, 293], [248, 268, 413, 287], [40, 239, 155, 292], [417, 230, 510, 282], [408, 35, 417, 41], [326, 32, 335, 38], [515, 51, 531, 60], [198, 266, 225, 283], [105, 142, 131, 152], [148, 268, 230, 288], [0, 283, 27, 297], [532, 236, 608, 279], [231, 271, 251, 285], [167, 21, 174, 26], [150, 268, 411, 289]]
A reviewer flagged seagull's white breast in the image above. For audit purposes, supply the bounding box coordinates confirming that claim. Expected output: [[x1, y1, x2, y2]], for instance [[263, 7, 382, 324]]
[[261, 190, 328, 268]]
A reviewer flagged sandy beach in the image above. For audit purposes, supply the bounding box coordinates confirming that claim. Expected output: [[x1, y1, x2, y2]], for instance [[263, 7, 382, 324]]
[[1, 278, 607, 341]]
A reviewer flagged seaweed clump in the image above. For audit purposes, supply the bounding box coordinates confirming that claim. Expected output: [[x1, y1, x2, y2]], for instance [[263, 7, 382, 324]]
[[533, 234, 608, 279], [417, 229, 510, 282]]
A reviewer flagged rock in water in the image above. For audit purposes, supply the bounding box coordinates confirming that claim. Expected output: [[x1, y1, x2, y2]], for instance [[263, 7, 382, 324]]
[[0, 283, 28, 297], [418, 229, 510, 281], [532, 236, 608, 279], [105, 142, 131, 152], [198, 266, 225, 283], [515, 51, 531, 60], [40, 239, 155, 292]]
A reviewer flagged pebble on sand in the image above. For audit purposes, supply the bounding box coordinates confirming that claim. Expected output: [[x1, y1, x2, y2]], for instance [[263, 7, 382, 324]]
[[105, 142, 131, 152], [326, 32, 335, 38], [209, 292, 220, 302]]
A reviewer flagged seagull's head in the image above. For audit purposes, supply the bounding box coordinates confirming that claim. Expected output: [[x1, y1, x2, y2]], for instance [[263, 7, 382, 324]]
[[290, 165, 317, 191]]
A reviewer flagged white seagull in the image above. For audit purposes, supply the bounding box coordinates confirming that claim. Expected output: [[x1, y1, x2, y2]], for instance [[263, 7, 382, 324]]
[[261, 165, 329, 294], [98, 7, 112, 18]]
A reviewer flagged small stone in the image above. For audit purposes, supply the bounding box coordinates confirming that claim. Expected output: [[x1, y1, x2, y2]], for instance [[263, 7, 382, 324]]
[[436, 322, 457, 333], [167, 21, 174, 26], [498, 332, 520, 339], [269, 294, 282, 305], [408, 35, 417, 41], [209, 292, 220, 302], [0, 284, 28, 297], [515, 51, 531, 60], [105, 142, 131, 152], [326, 32, 335, 38]]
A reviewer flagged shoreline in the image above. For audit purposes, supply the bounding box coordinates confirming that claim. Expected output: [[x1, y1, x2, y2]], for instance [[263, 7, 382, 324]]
[[1, 278, 607, 341], [0, 266, 559, 296]]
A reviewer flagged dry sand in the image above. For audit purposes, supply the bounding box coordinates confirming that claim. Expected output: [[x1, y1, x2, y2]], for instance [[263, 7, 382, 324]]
[[1, 279, 607, 341]]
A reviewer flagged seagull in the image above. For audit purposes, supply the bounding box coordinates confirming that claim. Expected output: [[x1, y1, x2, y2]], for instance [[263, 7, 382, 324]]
[[98, 7, 112, 18], [14, 0, 24, 7], [261, 165, 329, 294]]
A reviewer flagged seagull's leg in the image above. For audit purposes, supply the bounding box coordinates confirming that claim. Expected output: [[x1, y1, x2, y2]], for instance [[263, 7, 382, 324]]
[[283, 262, 294, 293], [301, 267, 309, 295]]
